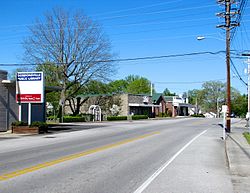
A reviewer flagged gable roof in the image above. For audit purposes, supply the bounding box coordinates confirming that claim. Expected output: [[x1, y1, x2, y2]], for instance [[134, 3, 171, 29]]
[[152, 93, 166, 104], [164, 96, 174, 102]]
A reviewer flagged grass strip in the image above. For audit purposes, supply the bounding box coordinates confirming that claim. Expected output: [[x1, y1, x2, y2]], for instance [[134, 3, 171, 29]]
[[243, 132, 250, 144]]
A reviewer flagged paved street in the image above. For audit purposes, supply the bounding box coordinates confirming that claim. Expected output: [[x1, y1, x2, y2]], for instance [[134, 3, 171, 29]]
[[0, 118, 233, 193]]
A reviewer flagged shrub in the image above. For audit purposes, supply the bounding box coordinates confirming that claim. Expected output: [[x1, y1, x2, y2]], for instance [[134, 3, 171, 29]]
[[62, 116, 86, 122], [158, 112, 170, 117], [11, 121, 28, 126], [80, 114, 93, 122], [132, 115, 148, 120], [107, 116, 128, 121], [158, 112, 164, 117], [30, 121, 48, 133], [107, 115, 148, 121], [191, 114, 205, 118]]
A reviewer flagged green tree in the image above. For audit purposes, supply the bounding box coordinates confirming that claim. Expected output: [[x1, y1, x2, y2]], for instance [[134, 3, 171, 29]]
[[108, 75, 152, 95], [163, 88, 176, 96], [126, 76, 151, 94], [188, 81, 244, 115], [231, 94, 247, 117], [201, 81, 226, 113], [108, 80, 128, 93]]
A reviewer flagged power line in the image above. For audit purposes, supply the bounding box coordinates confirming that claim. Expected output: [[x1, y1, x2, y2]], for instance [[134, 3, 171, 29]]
[[91, 0, 184, 17], [0, 50, 235, 66], [98, 4, 218, 22], [0, 3, 217, 31], [230, 58, 248, 86], [231, 0, 248, 42], [154, 74, 247, 85]]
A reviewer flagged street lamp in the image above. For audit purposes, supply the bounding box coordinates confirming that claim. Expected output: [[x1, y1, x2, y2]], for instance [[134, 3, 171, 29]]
[[197, 35, 231, 132], [196, 35, 225, 42]]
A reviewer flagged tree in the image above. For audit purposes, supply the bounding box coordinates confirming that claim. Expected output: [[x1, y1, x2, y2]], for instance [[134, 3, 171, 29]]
[[126, 76, 151, 94], [231, 94, 247, 117], [109, 75, 152, 95], [188, 89, 205, 106], [108, 80, 128, 93], [163, 88, 176, 96], [188, 81, 244, 114], [201, 81, 226, 113], [23, 8, 115, 115]]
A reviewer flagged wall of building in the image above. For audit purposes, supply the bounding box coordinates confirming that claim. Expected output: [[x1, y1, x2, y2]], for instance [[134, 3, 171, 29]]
[[119, 94, 128, 116], [0, 70, 19, 131], [0, 70, 8, 131]]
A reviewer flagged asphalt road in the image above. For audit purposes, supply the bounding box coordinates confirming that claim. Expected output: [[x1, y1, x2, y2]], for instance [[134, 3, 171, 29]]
[[0, 118, 232, 193]]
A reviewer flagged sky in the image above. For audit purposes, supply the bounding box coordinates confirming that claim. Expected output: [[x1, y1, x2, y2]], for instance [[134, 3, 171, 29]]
[[0, 0, 249, 95]]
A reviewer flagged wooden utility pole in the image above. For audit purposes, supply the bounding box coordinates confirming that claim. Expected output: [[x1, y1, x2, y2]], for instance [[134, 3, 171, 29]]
[[216, 0, 239, 132]]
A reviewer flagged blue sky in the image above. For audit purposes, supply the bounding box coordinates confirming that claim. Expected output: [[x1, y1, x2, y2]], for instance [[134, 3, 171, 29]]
[[0, 0, 249, 94]]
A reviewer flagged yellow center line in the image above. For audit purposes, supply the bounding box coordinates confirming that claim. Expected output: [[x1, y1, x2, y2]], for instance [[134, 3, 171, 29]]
[[0, 131, 160, 181]]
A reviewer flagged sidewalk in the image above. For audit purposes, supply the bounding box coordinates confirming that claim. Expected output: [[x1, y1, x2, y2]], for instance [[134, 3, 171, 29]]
[[141, 125, 234, 193], [226, 119, 250, 193], [0, 130, 36, 139]]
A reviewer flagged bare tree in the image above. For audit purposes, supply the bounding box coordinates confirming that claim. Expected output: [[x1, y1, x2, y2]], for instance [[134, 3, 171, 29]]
[[23, 8, 116, 116]]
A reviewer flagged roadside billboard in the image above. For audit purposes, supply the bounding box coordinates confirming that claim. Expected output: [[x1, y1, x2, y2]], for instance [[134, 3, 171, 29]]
[[16, 72, 44, 103]]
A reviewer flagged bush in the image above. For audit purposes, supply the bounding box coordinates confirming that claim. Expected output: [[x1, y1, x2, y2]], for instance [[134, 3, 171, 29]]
[[158, 112, 165, 117], [132, 115, 148, 120], [80, 114, 93, 122], [30, 121, 48, 133], [191, 114, 205, 118], [107, 115, 148, 121], [158, 112, 172, 117], [62, 116, 86, 122], [11, 121, 28, 126], [107, 116, 128, 121]]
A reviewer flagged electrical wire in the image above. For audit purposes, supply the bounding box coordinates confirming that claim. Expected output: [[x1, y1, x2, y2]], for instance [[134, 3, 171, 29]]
[[230, 58, 247, 86], [0, 50, 234, 66]]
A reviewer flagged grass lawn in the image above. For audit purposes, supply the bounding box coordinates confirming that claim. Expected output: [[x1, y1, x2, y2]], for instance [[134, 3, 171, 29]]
[[243, 132, 250, 144]]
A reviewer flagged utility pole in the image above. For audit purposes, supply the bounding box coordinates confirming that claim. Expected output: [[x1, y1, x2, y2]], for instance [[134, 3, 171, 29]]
[[216, 0, 239, 133]]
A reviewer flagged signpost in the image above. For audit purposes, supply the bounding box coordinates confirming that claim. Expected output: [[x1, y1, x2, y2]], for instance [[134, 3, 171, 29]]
[[221, 105, 228, 140], [16, 72, 44, 125]]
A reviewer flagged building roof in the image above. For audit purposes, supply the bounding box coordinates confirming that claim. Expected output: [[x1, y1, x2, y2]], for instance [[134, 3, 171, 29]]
[[152, 93, 162, 102], [164, 96, 174, 102]]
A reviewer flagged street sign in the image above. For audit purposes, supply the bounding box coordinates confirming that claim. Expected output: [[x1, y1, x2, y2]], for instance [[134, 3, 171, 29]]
[[16, 72, 44, 103], [221, 105, 228, 113]]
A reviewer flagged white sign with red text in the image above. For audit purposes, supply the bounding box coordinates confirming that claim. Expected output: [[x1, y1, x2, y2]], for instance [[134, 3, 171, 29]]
[[16, 72, 44, 103]]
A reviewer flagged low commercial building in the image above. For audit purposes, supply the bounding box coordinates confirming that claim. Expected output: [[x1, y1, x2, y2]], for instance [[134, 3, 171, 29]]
[[65, 93, 161, 118], [65, 93, 193, 118], [164, 96, 189, 116]]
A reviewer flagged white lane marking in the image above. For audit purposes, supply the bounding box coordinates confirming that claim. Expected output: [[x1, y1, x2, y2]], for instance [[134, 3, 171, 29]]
[[133, 130, 208, 193]]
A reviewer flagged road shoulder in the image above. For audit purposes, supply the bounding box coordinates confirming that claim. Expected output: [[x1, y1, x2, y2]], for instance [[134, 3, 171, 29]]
[[138, 126, 234, 193], [226, 120, 250, 193]]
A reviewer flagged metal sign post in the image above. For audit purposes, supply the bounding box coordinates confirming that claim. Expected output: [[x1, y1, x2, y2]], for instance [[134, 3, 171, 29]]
[[222, 105, 228, 140]]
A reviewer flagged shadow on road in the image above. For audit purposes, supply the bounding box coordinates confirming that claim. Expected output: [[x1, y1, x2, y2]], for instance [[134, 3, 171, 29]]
[[47, 123, 109, 134]]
